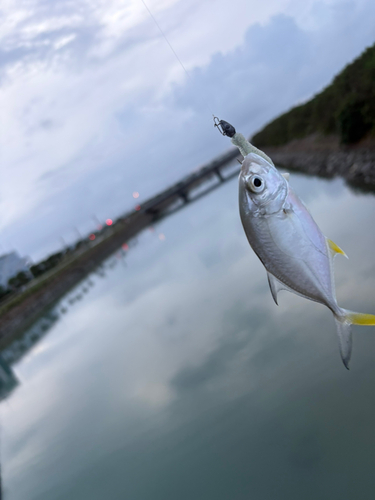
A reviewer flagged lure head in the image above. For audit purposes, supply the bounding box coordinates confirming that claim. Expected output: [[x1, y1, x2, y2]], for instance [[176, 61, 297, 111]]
[[239, 153, 288, 216], [213, 117, 236, 137]]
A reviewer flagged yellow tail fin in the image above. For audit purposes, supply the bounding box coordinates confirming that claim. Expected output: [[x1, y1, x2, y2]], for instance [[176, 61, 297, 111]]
[[347, 312, 375, 326]]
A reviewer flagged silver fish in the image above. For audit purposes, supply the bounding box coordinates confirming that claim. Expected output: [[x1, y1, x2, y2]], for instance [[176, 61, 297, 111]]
[[239, 152, 375, 369]]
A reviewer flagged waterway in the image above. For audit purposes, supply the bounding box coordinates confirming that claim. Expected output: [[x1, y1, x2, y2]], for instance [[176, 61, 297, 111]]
[[1, 168, 375, 499]]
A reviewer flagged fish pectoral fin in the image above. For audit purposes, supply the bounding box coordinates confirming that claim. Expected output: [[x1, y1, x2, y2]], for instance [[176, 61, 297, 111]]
[[267, 272, 289, 305], [281, 173, 290, 181], [327, 238, 348, 259]]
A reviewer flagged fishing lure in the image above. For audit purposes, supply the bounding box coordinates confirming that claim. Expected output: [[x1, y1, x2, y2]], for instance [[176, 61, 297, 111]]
[[215, 118, 375, 368]]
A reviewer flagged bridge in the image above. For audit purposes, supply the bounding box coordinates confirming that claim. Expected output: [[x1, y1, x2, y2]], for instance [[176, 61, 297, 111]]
[[140, 148, 240, 217]]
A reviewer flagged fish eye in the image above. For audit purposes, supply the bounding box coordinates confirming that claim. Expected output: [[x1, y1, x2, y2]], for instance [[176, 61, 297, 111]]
[[247, 175, 265, 193]]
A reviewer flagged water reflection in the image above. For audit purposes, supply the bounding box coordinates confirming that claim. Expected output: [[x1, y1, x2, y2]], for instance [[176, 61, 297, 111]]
[[0, 238, 138, 403], [2, 311, 59, 366], [1, 172, 375, 500]]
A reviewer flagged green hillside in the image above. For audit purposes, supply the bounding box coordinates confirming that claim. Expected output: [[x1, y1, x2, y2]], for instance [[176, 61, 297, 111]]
[[252, 43, 375, 147]]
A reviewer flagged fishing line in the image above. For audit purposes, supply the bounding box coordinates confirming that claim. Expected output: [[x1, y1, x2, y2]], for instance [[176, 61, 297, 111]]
[[139, 0, 216, 119]]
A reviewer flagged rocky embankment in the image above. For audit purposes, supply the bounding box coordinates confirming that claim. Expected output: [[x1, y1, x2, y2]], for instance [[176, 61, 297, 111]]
[[262, 135, 375, 189]]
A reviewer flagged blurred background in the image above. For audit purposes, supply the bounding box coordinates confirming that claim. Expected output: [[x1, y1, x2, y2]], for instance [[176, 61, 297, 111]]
[[1, 0, 375, 261], [1, 1, 375, 499]]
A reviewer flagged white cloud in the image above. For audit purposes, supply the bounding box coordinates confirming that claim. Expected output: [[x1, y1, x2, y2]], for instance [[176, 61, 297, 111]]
[[1, 0, 374, 260]]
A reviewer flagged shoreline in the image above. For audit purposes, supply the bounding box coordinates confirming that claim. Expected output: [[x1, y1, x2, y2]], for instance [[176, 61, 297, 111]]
[[1, 138, 374, 348], [0, 149, 239, 348], [0, 212, 154, 349]]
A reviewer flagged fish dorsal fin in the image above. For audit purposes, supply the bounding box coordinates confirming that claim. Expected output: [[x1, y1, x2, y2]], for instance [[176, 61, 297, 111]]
[[327, 238, 348, 259], [281, 173, 290, 181]]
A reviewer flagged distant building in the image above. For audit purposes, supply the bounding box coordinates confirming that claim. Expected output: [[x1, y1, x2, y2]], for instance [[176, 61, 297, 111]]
[[0, 251, 30, 288]]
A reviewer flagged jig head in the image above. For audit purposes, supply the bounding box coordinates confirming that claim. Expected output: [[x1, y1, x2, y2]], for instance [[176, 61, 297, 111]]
[[213, 117, 236, 138]]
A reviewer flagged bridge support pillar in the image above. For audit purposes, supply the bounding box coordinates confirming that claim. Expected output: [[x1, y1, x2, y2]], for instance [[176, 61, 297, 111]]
[[214, 168, 224, 182], [179, 191, 189, 203]]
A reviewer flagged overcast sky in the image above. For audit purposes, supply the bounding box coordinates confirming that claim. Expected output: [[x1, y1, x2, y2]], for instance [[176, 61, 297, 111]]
[[1, 0, 375, 261]]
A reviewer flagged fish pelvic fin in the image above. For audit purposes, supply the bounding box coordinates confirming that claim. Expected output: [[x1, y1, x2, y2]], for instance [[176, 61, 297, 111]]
[[334, 309, 375, 369], [267, 273, 278, 305], [267, 272, 282, 305], [267, 272, 314, 305], [327, 238, 348, 259]]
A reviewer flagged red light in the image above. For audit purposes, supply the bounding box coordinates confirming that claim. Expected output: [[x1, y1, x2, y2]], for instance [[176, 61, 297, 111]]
[[122, 243, 129, 250], [135, 205, 141, 211], [106, 219, 113, 226], [133, 191, 139, 199], [89, 234, 96, 241], [97, 224, 103, 230]]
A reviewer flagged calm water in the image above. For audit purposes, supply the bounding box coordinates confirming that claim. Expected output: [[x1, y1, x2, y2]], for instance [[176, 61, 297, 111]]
[[1, 170, 375, 500]]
